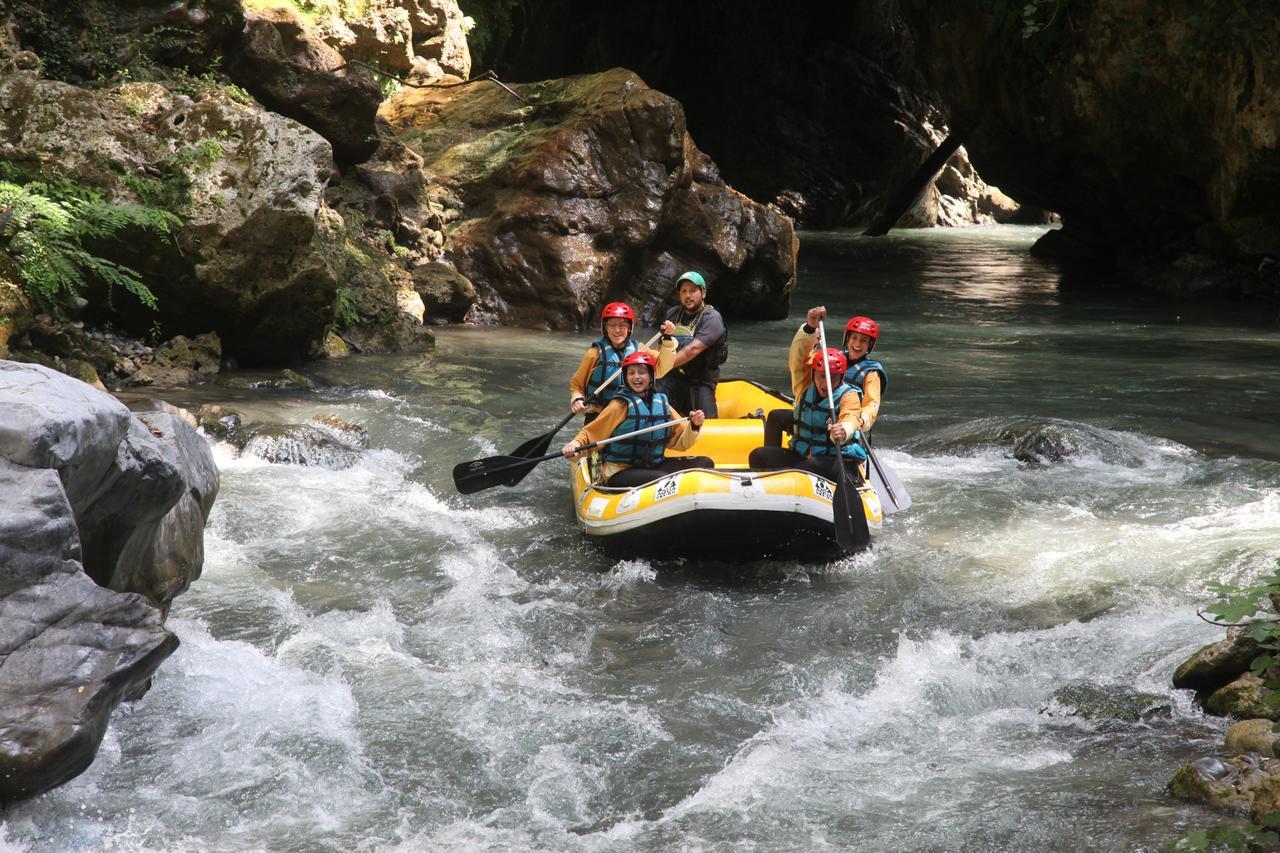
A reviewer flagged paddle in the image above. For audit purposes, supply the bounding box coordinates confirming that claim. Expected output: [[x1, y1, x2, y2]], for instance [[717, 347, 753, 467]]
[[817, 322, 872, 552], [504, 332, 664, 486], [454, 417, 691, 495], [863, 434, 912, 514]]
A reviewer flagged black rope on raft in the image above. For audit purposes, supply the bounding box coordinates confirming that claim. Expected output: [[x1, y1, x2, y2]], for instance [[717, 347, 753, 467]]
[[335, 61, 529, 104]]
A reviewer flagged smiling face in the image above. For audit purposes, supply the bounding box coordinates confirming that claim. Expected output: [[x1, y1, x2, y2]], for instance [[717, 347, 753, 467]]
[[677, 281, 705, 312], [625, 364, 652, 393], [844, 331, 873, 360], [604, 317, 631, 347], [812, 369, 833, 398]]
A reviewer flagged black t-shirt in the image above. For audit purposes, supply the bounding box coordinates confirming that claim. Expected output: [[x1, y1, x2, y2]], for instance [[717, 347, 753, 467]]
[[664, 304, 727, 381]]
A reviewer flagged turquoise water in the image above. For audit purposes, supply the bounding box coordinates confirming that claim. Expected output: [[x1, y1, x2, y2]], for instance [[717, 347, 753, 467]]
[[5, 226, 1280, 851]]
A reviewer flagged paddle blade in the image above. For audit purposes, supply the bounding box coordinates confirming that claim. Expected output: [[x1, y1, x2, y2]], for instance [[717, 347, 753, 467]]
[[509, 431, 555, 462], [831, 465, 872, 553], [867, 450, 912, 514], [509, 410, 576, 460], [452, 454, 540, 494]]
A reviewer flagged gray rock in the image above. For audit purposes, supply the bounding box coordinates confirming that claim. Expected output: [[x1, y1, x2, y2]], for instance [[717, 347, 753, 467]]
[[1174, 627, 1263, 693], [0, 361, 217, 803], [0, 459, 178, 804], [1041, 681, 1173, 725], [0, 360, 131, 513]]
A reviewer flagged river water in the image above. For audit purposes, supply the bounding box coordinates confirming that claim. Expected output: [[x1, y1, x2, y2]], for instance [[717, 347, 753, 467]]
[[5, 226, 1280, 851]]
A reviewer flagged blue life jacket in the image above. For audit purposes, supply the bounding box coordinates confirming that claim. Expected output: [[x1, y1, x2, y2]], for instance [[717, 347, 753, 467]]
[[844, 355, 888, 395], [790, 381, 865, 460], [589, 337, 640, 402], [602, 391, 672, 468]]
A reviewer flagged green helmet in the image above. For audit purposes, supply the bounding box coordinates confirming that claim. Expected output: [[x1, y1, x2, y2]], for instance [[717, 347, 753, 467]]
[[676, 270, 706, 290]]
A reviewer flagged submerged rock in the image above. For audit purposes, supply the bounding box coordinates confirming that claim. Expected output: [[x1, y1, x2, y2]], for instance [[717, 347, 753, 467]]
[[0, 361, 217, 803], [1040, 681, 1172, 725], [217, 414, 369, 470]]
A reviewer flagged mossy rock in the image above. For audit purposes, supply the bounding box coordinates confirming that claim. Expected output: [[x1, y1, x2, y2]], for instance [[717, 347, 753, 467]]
[[1206, 674, 1280, 721], [1168, 755, 1269, 814], [1041, 681, 1172, 725], [1226, 719, 1280, 758], [1174, 628, 1264, 693]]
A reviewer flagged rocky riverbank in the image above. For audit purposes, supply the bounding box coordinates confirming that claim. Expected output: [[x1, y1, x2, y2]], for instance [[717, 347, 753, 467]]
[[0, 361, 218, 803], [1168, 618, 1280, 824]]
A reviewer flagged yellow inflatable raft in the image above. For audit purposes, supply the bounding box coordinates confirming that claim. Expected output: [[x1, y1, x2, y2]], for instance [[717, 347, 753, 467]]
[[570, 379, 883, 558]]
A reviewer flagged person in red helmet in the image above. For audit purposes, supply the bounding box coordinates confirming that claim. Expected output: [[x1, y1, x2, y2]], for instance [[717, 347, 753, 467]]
[[563, 351, 712, 487], [762, 305, 888, 447], [569, 301, 675, 423], [748, 345, 868, 478]]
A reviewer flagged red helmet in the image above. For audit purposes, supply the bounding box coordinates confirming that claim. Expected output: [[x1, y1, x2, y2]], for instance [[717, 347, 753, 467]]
[[810, 347, 848, 377], [620, 350, 656, 385], [600, 302, 635, 333], [844, 316, 879, 351], [620, 350, 656, 371]]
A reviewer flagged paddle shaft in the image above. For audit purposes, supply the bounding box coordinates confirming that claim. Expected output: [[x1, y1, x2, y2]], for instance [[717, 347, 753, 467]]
[[817, 322, 868, 551], [461, 416, 692, 483], [862, 434, 899, 508], [517, 332, 666, 455]]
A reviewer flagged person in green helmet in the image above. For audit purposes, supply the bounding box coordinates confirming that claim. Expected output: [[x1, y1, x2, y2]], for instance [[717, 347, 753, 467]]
[[658, 270, 728, 418]]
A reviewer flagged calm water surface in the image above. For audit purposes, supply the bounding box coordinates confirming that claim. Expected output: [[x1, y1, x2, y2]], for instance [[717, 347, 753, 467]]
[[5, 226, 1280, 851]]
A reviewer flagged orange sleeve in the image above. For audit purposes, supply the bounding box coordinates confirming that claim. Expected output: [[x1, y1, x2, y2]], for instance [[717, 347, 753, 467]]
[[569, 347, 599, 402], [569, 400, 627, 451], [859, 371, 881, 431], [664, 407, 700, 452], [789, 325, 817, 399], [836, 388, 864, 437]]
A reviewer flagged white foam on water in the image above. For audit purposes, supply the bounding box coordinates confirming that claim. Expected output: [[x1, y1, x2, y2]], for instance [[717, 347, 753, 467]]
[[3, 616, 381, 851], [603, 559, 659, 590], [626, 602, 1220, 848]]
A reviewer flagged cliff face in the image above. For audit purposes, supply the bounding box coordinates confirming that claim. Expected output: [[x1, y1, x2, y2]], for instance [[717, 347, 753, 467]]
[[903, 0, 1280, 296], [483, 0, 951, 229]]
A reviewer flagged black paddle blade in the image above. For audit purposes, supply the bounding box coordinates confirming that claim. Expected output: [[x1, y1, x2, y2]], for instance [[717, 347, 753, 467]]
[[831, 466, 872, 553], [452, 454, 541, 494], [510, 430, 555, 460], [867, 451, 912, 514]]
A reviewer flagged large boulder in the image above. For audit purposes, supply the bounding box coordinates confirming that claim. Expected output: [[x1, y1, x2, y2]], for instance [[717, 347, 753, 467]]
[[0, 361, 217, 802], [0, 70, 341, 365], [225, 7, 383, 166], [376, 68, 797, 329], [0, 460, 178, 804], [904, 1, 1280, 297], [1173, 627, 1263, 694], [311, 0, 471, 83]]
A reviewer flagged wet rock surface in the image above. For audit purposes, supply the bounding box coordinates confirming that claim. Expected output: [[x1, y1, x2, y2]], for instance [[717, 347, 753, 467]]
[[0, 361, 218, 803], [378, 68, 797, 329], [226, 7, 383, 166], [905, 0, 1280, 298], [1040, 681, 1173, 726]]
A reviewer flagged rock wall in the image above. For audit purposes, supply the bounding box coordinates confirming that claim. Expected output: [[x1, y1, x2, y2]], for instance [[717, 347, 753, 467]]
[[903, 0, 1280, 297], [477, 0, 967, 230], [0, 361, 218, 803], [375, 68, 797, 328]]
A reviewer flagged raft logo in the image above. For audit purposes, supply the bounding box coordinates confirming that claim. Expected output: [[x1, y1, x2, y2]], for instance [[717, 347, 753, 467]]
[[811, 476, 834, 502], [654, 476, 679, 501]]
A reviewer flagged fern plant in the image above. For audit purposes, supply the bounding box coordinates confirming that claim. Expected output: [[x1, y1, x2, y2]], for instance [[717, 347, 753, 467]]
[[0, 178, 180, 315]]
